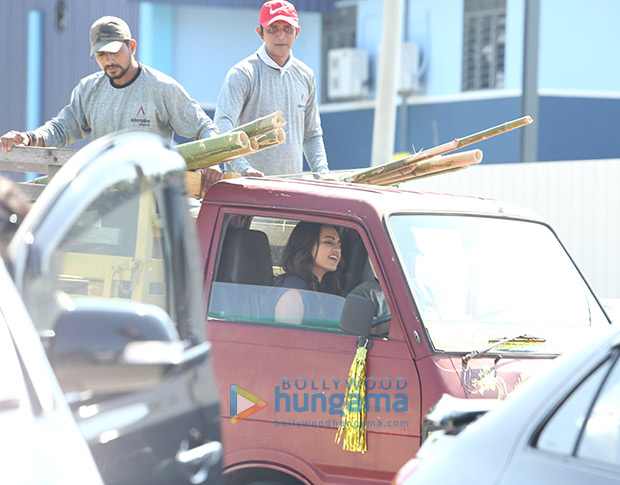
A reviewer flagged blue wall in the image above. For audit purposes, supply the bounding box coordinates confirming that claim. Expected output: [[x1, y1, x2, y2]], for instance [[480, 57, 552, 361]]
[[356, 0, 464, 96], [538, 95, 620, 161], [320, 96, 523, 170], [139, 2, 175, 75]]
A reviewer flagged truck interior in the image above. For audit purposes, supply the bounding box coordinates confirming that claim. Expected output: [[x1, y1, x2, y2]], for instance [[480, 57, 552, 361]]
[[207, 214, 391, 338]]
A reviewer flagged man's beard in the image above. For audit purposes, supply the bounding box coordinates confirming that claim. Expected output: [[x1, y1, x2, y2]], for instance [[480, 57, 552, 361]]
[[105, 64, 130, 81]]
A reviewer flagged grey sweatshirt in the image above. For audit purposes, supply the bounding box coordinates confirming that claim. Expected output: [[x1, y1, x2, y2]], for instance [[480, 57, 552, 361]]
[[34, 64, 218, 147], [214, 45, 328, 177]]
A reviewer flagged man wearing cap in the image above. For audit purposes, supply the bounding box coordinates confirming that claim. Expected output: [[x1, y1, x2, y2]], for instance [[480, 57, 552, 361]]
[[1, 16, 222, 186], [214, 0, 329, 178]]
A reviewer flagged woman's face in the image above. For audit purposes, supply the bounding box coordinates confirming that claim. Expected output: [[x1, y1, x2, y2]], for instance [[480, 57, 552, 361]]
[[311, 225, 341, 282]]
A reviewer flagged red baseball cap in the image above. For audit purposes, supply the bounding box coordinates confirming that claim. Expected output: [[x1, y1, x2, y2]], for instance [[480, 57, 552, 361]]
[[259, 1, 299, 28]]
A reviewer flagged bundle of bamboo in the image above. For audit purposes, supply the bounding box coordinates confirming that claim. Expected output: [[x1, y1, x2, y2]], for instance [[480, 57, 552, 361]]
[[343, 116, 533, 186], [356, 149, 484, 186], [176, 110, 286, 171], [179, 131, 255, 170]]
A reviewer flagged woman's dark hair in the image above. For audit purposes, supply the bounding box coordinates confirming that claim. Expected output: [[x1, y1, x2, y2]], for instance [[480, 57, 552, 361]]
[[280, 221, 344, 296]]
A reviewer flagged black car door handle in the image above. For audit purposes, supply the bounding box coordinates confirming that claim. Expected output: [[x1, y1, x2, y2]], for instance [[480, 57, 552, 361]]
[[176, 440, 223, 484]]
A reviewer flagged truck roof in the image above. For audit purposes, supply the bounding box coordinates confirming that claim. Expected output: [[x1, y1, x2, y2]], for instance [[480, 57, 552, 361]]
[[203, 176, 546, 223]]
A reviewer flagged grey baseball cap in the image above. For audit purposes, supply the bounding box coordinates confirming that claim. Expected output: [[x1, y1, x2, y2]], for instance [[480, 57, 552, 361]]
[[89, 16, 132, 59]]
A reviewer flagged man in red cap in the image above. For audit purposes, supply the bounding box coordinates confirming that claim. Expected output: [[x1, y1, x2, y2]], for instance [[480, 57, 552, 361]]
[[215, 1, 330, 178]]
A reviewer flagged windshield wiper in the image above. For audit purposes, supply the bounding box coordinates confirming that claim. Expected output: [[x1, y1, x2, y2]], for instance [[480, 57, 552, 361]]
[[461, 334, 546, 366]]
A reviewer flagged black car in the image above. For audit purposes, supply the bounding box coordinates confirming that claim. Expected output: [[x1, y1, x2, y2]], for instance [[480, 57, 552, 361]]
[[7, 132, 222, 484]]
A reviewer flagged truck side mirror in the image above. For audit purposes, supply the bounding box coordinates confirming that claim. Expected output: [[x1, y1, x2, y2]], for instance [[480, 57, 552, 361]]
[[48, 299, 209, 396], [339, 294, 375, 337]]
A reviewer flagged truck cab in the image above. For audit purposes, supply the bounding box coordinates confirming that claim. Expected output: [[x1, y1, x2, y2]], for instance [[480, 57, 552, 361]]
[[197, 176, 611, 484]]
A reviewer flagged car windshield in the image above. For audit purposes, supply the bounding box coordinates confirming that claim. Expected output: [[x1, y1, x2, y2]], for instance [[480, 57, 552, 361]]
[[388, 214, 610, 355]]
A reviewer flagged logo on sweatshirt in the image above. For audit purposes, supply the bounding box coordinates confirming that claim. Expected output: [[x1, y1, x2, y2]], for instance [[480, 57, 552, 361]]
[[131, 105, 151, 128]]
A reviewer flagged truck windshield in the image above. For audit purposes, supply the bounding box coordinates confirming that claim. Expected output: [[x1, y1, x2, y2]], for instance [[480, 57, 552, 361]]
[[388, 214, 610, 355]]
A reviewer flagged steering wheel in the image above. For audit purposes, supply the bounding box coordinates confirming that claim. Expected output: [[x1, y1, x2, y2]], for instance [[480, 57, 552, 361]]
[[372, 313, 392, 327]]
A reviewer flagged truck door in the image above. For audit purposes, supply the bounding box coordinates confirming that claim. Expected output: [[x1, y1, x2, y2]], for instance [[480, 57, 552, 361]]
[[7, 132, 222, 485], [204, 211, 421, 483]]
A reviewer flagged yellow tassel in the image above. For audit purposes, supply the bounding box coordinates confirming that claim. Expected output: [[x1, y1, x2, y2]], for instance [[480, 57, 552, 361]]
[[335, 345, 368, 453]]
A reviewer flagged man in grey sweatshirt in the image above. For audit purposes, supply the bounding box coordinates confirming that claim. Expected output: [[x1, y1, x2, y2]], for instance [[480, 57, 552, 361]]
[[214, 0, 329, 178], [0, 16, 222, 186]]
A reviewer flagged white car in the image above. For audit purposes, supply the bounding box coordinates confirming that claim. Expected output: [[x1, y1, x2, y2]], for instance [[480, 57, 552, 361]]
[[394, 325, 620, 484], [0, 258, 103, 483]]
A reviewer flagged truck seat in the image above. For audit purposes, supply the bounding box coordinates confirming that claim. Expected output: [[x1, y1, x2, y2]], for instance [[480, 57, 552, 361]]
[[216, 228, 274, 286], [342, 232, 373, 293]]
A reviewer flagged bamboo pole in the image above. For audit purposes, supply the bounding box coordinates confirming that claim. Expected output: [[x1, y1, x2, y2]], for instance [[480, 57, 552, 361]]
[[178, 131, 251, 170], [252, 127, 286, 152], [234, 110, 286, 138], [178, 111, 286, 171], [362, 149, 483, 186], [198, 137, 260, 166], [345, 115, 532, 184], [399, 165, 469, 182]]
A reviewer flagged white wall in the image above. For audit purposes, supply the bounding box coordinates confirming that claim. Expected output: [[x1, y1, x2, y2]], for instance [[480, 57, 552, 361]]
[[405, 159, 620, 299], [495, 0, 620, 92], [350, 0, 620, 96], [504, 0, 525, 90], [356, 0, 463, 96], [166, 0, 620, 105], [174, 6, 323, 107], [538, 0, 620, 92]]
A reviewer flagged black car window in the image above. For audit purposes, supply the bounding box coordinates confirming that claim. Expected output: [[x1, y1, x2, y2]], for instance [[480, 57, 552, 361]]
[[536, 354, 615, 458], [28, 184, 170, 340]]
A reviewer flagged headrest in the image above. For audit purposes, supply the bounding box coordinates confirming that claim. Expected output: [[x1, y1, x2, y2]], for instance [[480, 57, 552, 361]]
[[216, 228, 274, 286]]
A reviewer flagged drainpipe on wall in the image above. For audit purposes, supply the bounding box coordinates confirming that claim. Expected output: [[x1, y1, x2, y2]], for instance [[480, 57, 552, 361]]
[[27, 10, 43, 134], [26, 10, 43, 181], [399, 0, 410, 154], [371, 0, 404, 167], [521, 0, 540, 163]]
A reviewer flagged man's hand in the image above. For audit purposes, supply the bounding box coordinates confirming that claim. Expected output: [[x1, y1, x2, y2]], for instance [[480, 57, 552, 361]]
[[241, 167, 265, 177], [318, 172, 338, 181], [0, 131, 29, 152], [203, 166, 223, 192]]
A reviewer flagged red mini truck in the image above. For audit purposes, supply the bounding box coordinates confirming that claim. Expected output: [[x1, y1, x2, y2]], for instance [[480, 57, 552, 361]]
[[196, 176, 611, 484]]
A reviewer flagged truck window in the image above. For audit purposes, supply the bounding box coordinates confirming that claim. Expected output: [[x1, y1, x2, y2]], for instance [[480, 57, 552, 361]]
[[388, 214, 609, 355], [207, 215, 391, 337]]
